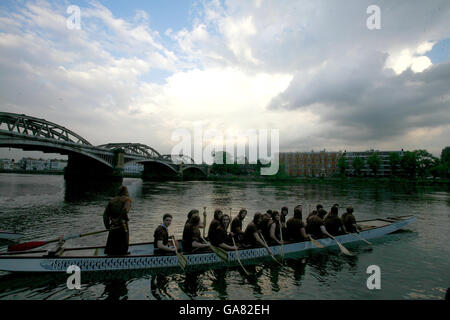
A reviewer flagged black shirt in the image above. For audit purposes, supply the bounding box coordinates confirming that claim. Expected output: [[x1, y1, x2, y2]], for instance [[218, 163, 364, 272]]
[[324, 215, 344, 235], [153, 225, 169, 249], [306, 215, 324, 238], [342, 213, 357, 232], [286, 217, 306, 241], [231, 217, 243, 234], [207, 219, 220, 240], [182, 223, 200, 252], [243, 222, 259, 246]]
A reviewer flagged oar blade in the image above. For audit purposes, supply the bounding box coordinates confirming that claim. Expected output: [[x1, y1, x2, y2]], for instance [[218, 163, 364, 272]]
[[8, 241, 47, 252], [211, 245, 228, 262], [336, 241, 355, 256]]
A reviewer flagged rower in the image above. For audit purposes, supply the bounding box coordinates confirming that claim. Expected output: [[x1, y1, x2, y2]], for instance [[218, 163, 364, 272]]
[[287, 205, 308, 241], [182, 215, 210, 253], [306, 208, 334, 239], [324, 204, 347, 236], [260, 210, 272, 240], [268, 211, 283, 245], [243, 213, 273, 255], [185, 209, 200, 228], [207, 209, 223, 240], [307, 204, 322, 222], [210, 214, 238, 251], [341, 207, 361, 233], [153, 214, 177, 255], [231, 208, 247, 243], [103, 186, 132, 255]]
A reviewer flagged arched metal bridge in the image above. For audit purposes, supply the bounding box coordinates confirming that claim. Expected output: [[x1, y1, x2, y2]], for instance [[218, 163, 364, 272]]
[[0, 112, 208, 180]]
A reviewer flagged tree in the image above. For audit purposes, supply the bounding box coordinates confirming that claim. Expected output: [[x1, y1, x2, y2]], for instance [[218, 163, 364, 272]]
[[352, 157, 365, 176], [400, 151, 417, 178], [337, 155, 348, 176], [415, 150, 438, 178], [367, 152, 381, 176], [388, 152, 401, 176], [441, 146, 450, 164]]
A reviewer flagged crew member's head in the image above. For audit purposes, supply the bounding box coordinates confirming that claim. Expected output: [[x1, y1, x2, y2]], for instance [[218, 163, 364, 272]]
[[346, 207, 354, 214], [221, 214, 231, 229], [316, 204, 323, 211], [317, 209, 327, 218], [281, 207, 288, 216], [214, 209, 223, 221], [190, 214, 201, 226], [254, 212, 263, 225], [238, 208, 247, 220], [163, 214, 173, 227], [330, 205, 339, 216], [271, 210, 280, 221], [118, 186, 129, 197], [294, 205, 303, 219], [187, 209, 199, 221]]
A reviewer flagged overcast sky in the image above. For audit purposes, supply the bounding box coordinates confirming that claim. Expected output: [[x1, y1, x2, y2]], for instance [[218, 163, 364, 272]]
[[0, 0, 449, 160]]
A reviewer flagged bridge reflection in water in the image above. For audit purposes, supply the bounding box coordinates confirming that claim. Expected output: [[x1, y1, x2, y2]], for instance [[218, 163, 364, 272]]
[[0, 112, 208, 182]]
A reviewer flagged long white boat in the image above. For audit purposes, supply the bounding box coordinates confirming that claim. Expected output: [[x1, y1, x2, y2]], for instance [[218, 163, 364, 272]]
[[0, 215, 416, 273], [0, 231, 24, 241]]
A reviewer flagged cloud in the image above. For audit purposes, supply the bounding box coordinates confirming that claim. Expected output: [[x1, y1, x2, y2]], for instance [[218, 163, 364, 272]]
[[0, 0, 449, 160]]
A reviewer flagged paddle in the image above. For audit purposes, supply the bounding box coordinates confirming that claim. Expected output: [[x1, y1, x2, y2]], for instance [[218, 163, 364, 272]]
[[202, 207, 207, 238], [229, 208, 250, 276], [8, 229, 109, 252], [200, 236, 228, 262], [308, 235, 325, 248], [353, 232, 372, 246], [279, 217, 285, 261], [170, 236, 187, 270], [328, 234, 355, 256], [258, 232, 283, 266]]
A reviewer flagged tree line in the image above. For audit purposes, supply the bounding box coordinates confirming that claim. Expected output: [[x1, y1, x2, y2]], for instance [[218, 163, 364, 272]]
[[337, 147, 450, 179]]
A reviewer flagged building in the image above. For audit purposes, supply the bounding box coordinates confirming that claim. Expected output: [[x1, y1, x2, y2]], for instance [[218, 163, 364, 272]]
[[124, 162, 144, 174], [18, 158, 67, 172], [278, 151, 342, 177], [0, 159, 14, 170], [343, 150, 404, 176]]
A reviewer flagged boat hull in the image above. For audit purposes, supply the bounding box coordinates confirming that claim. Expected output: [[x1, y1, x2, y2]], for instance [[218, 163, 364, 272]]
[[0, 231, 24, 241], [0, 216, 416, 273]]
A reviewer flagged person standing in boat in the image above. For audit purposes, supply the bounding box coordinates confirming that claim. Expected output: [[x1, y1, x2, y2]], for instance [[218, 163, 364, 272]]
[[210, 214, 238, 251], [183, 215, 210, 253], [306, 208, 334, 239], [268, 211, 283, 245], [287, 205, 308, 241], [207, 209, 223, 240], [243, 213, 273, 255], [341, 207, 361, 233], [324, 204, 347, 236], [153, 214, 177, 255], [103, 186, 132, 255], [231, 208, 247, 243]]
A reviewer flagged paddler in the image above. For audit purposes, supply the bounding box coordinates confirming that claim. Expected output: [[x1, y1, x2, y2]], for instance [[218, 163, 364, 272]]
[[280, 206, 289, 238], [103, 186, 132, 255], [207, 209, 223, 240], [153, 214, 177, 255], [243, 212, 273, 255], [341, 206, 361, 233], [286, 205, 308, 241], [209, 214, 238, 251], [182, 215, 210, 253], [324, 204, 347, 235], [306, 208, 334, 239], [231, 208, 247, 243], [268, 210, 283, 245]]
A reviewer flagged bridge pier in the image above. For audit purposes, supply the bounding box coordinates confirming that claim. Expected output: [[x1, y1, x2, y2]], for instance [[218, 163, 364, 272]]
[[64, 151, 124, 182]]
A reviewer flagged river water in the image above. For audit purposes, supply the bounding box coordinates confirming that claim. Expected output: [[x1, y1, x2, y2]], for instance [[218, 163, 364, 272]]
[[0, 173, 448, 300]]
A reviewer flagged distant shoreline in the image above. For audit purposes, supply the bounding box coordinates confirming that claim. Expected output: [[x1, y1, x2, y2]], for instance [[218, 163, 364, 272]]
[[1, 170, 448, 186]]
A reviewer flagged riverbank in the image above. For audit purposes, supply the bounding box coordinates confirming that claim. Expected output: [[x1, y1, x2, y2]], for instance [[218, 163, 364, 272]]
[[207, 174, 450, 186]]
